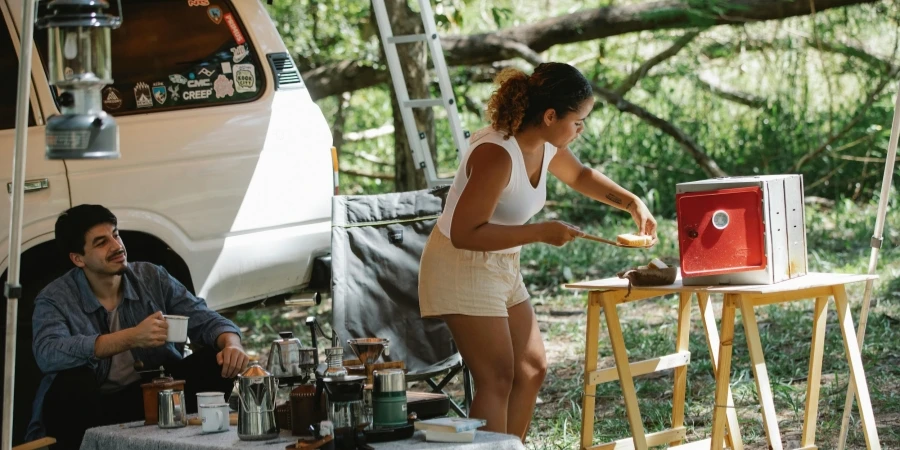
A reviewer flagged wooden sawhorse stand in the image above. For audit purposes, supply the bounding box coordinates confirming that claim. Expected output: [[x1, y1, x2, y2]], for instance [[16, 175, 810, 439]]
[[567, 272, 882, 450], [565, 281, 744, 450], [709, 273, 881, 450]]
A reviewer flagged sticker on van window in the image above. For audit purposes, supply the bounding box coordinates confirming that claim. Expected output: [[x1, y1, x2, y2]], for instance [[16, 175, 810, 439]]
[[183, 78, 213, 101], [188, 0, 209, 6], [102, 87, 123, 110], [232, 64, 257, 93], [183, 88, 213, 101], [152, 82, 167, 105], [169, 74, 188, 85], [207, 6, 223, 24], [134, 82, 153, 108], [214, 74, 234, 98], [197, 67, 216, 78], [187, 79, 211, 89], [230, 44, 248, 63], [223, 13, 245, 45], [168, 85, 181, 102], [221, 62, 232, 74]]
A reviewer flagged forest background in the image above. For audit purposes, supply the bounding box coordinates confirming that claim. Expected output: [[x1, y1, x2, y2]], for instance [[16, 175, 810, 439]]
[[234, 1, 900, 448]]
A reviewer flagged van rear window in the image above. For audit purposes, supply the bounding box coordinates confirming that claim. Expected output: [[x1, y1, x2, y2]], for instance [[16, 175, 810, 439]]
[[35, 0, 264, 115]]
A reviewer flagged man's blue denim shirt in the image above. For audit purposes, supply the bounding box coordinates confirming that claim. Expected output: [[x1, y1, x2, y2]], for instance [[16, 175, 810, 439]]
[[26, 262, 241, 439]]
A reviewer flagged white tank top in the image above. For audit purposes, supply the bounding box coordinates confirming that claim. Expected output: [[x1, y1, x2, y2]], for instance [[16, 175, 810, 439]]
[[436, 127, 558, 253]]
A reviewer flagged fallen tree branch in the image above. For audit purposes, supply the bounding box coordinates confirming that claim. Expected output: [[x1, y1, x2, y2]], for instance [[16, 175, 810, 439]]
[[694, 73, 768, 108], [447, 0, 878, 65], [591, 83, 728, 177], [702, 36, 899, 73], [837, 155, 885, 163], [302, 0, 879, 98], [303, 60, 389, 100], [499, 40, 545, 66], [616, 30, 702, 96], [338, 149, 392, 167], [805, 160, 849, 190], [344, 124, 394, 142], [814, 40, 898, 73], [340, 169, 395, 180]]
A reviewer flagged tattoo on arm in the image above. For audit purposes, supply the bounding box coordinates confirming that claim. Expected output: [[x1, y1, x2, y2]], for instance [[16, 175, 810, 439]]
[[605, 193, 622, 204], [626, 200, 634, 210]]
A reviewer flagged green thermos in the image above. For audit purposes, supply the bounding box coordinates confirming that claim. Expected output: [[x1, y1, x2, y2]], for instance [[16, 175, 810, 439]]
[[372, 369, 407, 428]]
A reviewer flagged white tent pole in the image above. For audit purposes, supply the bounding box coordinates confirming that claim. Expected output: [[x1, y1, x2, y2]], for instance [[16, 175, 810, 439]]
[[2, 0, 36, 448], [836, 79, 900, 450]]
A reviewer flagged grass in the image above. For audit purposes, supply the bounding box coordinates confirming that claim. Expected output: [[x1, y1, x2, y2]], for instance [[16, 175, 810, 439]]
[[232, 198, 900, 449]]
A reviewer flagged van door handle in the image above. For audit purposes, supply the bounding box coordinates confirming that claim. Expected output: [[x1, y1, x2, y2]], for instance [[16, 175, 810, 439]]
[[7, 179, 49, 194]]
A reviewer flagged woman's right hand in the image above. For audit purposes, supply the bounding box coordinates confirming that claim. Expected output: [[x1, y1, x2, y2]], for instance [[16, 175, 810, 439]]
[[539, 221, 584, 246]]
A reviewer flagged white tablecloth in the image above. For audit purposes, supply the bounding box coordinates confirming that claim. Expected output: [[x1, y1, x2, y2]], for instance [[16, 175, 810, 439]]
[[80, 421, 526, 450]]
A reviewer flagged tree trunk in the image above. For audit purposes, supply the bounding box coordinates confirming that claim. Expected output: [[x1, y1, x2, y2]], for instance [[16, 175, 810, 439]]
[[381, 0, 436, 191]]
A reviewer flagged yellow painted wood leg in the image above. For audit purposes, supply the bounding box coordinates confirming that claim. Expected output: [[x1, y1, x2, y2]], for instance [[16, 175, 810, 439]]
[[739, 295, 784, 450], [800, 297, 829, 447], [833, 285, 882, 449], [698, 293, 744, 450], [600, 293, 648, 450], [582, 291, 603, 450], [669, 293, 692, 447], [710, 294, 738, 450]]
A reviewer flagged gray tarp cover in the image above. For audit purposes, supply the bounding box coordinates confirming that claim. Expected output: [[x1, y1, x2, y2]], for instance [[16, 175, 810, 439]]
[[331, 187, 459, 376]]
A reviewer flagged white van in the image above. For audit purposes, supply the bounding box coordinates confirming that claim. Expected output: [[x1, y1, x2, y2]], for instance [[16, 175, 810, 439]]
[[0, 0, 333, 442]]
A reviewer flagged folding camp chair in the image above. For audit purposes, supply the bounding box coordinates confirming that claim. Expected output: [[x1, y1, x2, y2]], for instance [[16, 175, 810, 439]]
[[330, 186, 473, 418]]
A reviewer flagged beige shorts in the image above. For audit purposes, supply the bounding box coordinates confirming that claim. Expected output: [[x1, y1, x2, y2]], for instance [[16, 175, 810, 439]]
[[418, 229, 530, 318]]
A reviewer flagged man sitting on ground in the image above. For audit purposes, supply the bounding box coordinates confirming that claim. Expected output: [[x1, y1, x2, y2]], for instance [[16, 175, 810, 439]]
[[26, 204, 249, 449]]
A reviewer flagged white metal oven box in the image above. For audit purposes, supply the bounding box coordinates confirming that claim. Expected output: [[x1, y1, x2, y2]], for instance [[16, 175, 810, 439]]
[[675, 175, 808, 286]]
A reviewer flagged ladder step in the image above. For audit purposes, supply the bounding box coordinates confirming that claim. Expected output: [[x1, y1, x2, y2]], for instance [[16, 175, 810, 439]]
[[387, 34, 428, 44], [588, 427, 686, 450], [404, 99, 444, 108]]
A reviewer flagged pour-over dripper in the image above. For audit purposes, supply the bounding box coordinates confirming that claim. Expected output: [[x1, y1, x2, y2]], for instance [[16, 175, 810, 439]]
[[347, 338, 390, 366]]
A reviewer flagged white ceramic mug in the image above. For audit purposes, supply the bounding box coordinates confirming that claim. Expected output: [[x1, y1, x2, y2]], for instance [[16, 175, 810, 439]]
[[200, 402, 230, 434], [163, 315, 189, 343], [197, 392, 225, 407]]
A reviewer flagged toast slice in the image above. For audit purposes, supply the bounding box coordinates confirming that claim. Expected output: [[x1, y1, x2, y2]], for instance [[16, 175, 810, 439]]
[[616, 233, 653, 247]]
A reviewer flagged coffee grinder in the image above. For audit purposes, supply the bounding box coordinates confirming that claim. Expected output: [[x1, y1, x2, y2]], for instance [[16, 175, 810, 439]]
[[266, 331, 318, 436]]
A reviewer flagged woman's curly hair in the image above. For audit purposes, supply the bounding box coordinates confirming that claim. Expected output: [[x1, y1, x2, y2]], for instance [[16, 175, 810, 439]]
[[486, 63, 593, 139]]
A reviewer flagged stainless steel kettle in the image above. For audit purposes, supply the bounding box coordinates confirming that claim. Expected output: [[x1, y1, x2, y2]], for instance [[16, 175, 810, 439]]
[[235, 359, 278, 441], [266, 331, 317, 384]]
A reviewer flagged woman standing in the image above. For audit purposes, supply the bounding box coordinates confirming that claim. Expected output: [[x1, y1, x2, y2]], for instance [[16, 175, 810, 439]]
[[418, 62, 658, 441]]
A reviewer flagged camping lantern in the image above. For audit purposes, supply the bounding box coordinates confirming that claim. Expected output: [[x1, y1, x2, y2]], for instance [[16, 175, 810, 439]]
[[38, 0, 122, 159]]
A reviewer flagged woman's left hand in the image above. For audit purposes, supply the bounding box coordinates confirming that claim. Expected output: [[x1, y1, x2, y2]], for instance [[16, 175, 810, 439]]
[[628, 199, 658, 244]]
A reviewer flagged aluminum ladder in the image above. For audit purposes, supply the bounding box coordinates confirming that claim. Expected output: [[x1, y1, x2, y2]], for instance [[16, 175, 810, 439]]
[[371, 0, 468, 187]]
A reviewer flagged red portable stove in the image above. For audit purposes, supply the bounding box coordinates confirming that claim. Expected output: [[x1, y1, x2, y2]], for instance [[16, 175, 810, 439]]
[[675, 175, 808, 285]]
